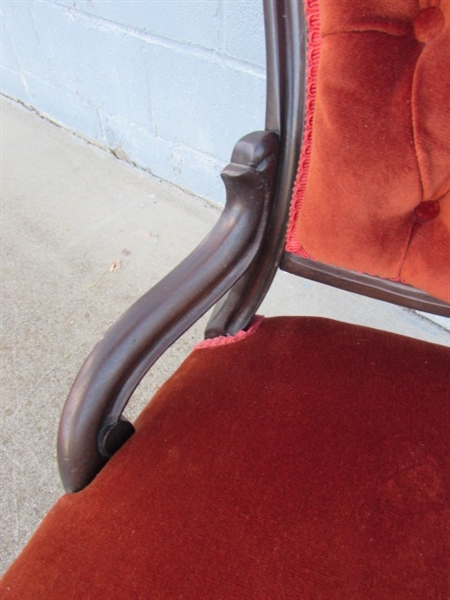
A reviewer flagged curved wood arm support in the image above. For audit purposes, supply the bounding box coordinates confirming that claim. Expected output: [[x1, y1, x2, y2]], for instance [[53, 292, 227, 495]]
[[57, 130, 279, 492]]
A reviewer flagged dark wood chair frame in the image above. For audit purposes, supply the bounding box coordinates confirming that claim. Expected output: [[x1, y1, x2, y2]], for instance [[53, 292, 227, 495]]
[[58, 0, 450, 493]]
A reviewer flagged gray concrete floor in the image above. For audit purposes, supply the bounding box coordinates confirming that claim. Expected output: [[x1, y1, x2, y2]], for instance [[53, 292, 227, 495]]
[[1, 97, 449, 574]]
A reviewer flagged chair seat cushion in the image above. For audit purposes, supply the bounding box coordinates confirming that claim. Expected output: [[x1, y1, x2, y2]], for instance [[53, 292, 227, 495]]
[[1, 317, 449, 599]]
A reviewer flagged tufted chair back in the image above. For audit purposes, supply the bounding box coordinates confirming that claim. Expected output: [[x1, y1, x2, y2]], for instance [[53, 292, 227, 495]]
[[287, 0, 450, 302]]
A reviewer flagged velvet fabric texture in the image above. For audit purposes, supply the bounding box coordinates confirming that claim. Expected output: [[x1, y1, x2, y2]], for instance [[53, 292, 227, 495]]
[[2, 317, 449, 599], [287, 0, 450, 303]]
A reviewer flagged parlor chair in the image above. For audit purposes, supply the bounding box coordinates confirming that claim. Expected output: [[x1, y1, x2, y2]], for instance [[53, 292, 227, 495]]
[[1, 0, 449, 598]]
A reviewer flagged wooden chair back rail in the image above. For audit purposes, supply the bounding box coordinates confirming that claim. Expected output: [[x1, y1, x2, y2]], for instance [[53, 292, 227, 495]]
[[283, 254, 450, 317], [207, 0, 306, 336]]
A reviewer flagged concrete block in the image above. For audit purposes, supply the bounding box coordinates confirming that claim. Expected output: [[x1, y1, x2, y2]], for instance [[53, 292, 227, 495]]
[[55, 0, 222, 50], [0, 19, 20, 71], [167, 142, 227, 205], [2, 1, 43, 81], [1, 1, 40, 75], [22, 74, 105, 144], [99, 111, 156, 165], [29, 3, 152, 129], [147, 44, 266, 163], [99, 111, 227, 204], [1, 67, 30, 101], [223, 0, 266, 68]]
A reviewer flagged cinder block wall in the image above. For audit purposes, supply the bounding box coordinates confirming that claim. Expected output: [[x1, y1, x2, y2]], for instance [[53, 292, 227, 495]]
[[1, 0, 266, 205]]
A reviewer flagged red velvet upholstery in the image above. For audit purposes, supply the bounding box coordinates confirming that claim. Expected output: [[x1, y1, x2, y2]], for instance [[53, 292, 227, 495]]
[[2, 318, 449, 599], [2, 1, 449, 595], [287, 0, 450, 302]]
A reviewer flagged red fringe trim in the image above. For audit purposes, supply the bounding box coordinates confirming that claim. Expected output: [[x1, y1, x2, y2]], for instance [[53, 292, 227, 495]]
[[195, 315, 265, 350], [285, 0, 322, 257]]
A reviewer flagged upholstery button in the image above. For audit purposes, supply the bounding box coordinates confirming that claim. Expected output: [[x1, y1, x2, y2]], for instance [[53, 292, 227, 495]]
[[413, 7, 445, 43], [414, 199, 441, 222]]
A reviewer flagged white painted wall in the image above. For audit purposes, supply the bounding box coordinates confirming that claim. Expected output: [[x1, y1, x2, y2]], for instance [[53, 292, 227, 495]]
[[1, 0, 266, 205]]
